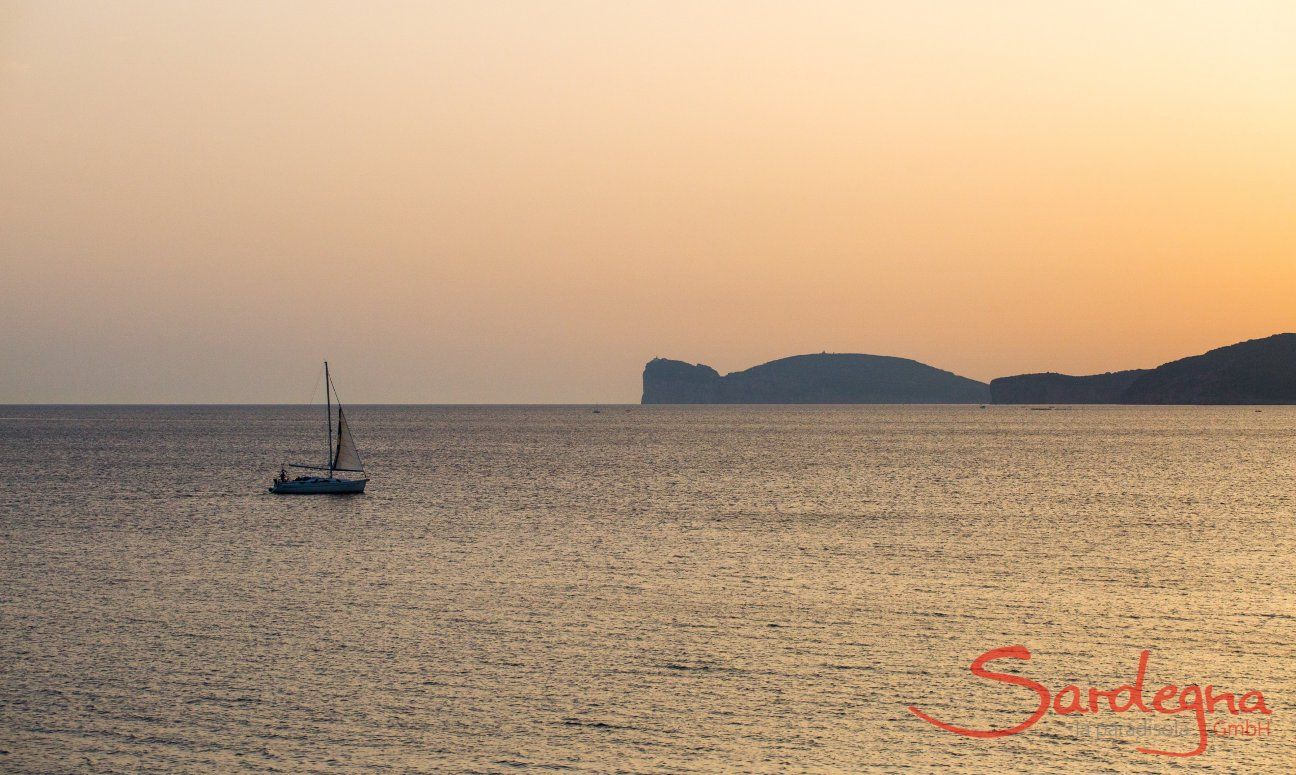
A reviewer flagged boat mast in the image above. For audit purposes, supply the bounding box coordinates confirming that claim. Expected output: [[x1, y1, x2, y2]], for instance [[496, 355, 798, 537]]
[[325, 361, 333, 477]]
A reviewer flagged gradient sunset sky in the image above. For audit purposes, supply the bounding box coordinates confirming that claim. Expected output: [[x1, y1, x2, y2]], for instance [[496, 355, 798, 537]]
[[2, 1, 1294, 402]]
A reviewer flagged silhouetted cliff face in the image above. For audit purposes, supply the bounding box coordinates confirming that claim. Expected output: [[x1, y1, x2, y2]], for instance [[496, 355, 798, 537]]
[[642, 354, 990, 404], [991, 334, 1296, 404], [990, 370, 1149, 404], [641, 359, 722, 403]]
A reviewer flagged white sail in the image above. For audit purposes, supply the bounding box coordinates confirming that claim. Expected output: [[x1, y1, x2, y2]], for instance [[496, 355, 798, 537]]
[[332, 407, 364, 472]]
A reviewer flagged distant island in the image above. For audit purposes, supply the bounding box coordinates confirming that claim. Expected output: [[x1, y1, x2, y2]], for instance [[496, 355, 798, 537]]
[[643, 333, 1296, 405], [991, 333, 1296, 404], [642, 353, 990, 404]]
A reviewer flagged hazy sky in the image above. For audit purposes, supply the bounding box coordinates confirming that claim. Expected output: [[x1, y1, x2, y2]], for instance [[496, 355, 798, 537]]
[[3, 1, 1294, 402]]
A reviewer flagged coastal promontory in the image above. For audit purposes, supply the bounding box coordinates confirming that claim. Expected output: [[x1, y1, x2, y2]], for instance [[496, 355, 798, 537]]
[[642, 353, 990, 404], [644, 334, 1296, 405]]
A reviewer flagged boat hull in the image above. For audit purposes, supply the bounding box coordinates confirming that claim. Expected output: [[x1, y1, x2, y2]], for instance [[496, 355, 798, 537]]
[[269, 477, 368, 495]]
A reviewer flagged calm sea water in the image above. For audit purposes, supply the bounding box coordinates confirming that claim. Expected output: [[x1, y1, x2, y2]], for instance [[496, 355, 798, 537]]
[[1, 405, 1293, 773]]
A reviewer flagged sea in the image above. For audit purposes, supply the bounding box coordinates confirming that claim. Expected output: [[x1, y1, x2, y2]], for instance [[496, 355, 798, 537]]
[[1, 405, 1293, 773]]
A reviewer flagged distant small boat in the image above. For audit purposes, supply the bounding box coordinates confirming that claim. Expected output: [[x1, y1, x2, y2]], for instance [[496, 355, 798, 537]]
[[270, 362, 368, 494]]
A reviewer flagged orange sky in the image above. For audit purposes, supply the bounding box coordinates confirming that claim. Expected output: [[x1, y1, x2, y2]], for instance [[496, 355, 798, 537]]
[[2, 1, 1294, 402]]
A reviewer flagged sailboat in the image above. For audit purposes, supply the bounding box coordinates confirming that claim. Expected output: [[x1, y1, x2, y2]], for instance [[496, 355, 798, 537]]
[[269, 362, 369, 494]]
